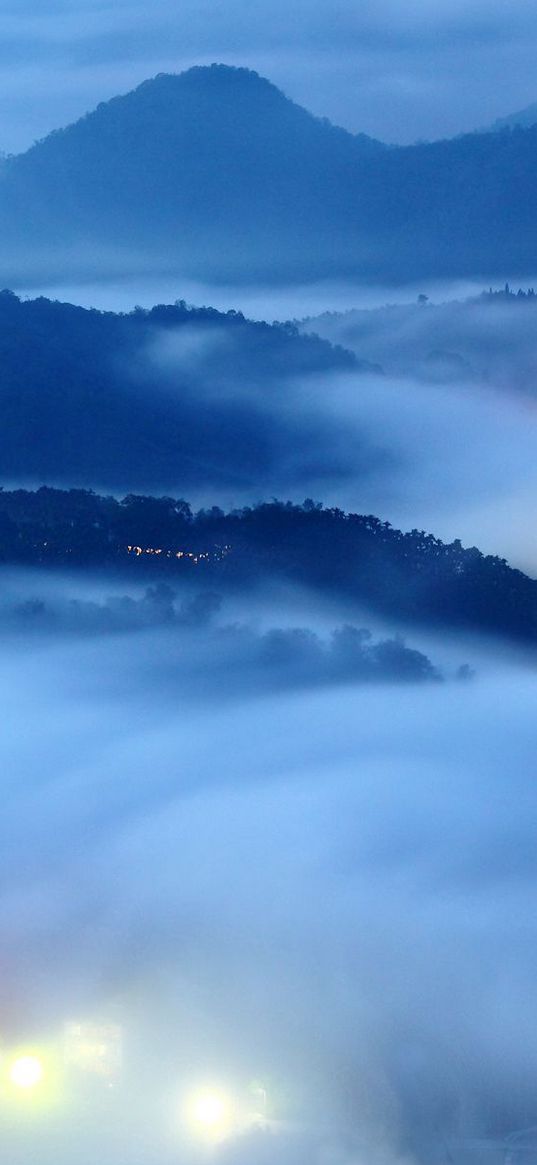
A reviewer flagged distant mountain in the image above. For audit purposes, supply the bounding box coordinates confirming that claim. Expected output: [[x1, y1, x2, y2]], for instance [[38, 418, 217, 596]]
[[0, 290, 365, 492], [5, 63, 537, 285], [0, 65, 384, 284]]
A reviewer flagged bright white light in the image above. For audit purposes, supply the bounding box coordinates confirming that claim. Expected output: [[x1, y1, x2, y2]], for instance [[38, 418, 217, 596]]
[[9, 1056, 44, 1090], [193, 1092, 227, 1126], [186, 1087, 234, 1139]]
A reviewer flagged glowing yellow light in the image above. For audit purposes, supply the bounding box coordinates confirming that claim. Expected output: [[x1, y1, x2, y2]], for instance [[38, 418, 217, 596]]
[[9, 1055, 44, 1090], [193, 1093, 227, 1126], [186, 1087, 234, 1140]]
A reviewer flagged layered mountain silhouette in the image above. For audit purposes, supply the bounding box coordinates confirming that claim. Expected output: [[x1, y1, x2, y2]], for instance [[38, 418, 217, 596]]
[[3, 63, 537, 284]]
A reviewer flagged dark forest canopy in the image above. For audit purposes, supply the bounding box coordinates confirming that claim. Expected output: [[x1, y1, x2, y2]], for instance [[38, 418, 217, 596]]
[[4, 64, 537, 284], [0, 290, 364, 491], [1, 485, 536, 646]]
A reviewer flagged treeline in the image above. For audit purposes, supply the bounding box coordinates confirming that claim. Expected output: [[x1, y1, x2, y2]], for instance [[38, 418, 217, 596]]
[[481, 284, 537, 300], [0, 289, 356, 377], [0, 486, 536, 644]]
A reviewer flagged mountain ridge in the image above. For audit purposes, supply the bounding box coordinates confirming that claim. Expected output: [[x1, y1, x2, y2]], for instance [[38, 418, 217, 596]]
[[11, 64, 384, 160], [4, 63, 537, 285]]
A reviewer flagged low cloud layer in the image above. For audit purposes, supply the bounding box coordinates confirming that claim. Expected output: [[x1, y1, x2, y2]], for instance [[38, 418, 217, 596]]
[[0, 566, 534, 1164], [303, 292, 537, 395], [3, 580, 443, 689], [297, 293, 537, 571]]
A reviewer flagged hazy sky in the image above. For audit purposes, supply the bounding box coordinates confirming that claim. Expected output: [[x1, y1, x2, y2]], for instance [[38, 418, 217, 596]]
[[2, 0, 537, 153]]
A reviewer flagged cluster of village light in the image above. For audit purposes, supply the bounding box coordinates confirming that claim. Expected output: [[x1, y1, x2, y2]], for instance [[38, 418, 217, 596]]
[[33, 542, 233, 564], [127, 544, 209, 562], [126, 544, 231, 563]]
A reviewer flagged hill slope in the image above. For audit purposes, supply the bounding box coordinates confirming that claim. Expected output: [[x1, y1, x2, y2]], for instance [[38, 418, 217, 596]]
[[4, 64, 537, 284], [0, 290, 363, 491]]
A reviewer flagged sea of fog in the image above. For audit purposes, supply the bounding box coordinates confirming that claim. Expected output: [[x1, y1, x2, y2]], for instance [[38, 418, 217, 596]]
[[0, 568, 536, 1165]]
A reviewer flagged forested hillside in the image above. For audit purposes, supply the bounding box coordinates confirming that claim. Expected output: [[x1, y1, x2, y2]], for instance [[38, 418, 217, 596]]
[[1, 486, 535, 645], [0, 291, 361, 490]]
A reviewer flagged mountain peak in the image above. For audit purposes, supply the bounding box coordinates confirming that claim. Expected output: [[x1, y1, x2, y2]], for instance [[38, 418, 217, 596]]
[[136, 64, 282, 97], [2, 61, 383, 284], [100, 63, 293, 123], [23, 62, 325, 157]]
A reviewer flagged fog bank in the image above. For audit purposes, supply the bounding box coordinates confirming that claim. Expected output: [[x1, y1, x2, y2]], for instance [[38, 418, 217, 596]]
[[0, 568, 535, 1163]]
